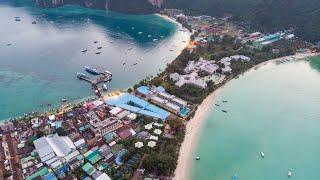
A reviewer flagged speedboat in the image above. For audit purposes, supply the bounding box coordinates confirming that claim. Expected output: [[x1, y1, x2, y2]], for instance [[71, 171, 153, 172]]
[[195, 156, 200, 160], [138, 32, 143, 35], [81, 49, 87, 53], [95, 52, 102, 55], [288, 171, 292, 177], [260, 152, 265, 158], [97, 46, 102, 49], [84, 66, 100, 75]]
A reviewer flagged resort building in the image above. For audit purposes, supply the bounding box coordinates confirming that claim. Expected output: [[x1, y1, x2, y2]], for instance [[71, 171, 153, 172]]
[[136, 86, 191, 117], [170, 72, 207, 89], [89, 117, 123, 137], [184, 57, 218, 74]]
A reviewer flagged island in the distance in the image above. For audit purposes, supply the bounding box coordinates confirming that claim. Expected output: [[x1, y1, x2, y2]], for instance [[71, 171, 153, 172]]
[[0, 4, 320, 180]]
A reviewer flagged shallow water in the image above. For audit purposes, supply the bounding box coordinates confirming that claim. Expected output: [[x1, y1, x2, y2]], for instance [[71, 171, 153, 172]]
[[191, 57, 320, 179], [0, 1, 189, 120]]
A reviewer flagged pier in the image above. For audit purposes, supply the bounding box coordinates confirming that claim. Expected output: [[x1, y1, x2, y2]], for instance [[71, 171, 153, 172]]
[[77, 71, 112, 97]]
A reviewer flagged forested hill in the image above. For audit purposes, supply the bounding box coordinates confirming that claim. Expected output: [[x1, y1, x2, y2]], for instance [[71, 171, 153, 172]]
[[163, 0, 320, 43]]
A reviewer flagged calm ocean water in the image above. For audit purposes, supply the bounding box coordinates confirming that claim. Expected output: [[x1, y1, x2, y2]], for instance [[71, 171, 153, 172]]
[[0, 1, 189, 120], [191, 56, 320, 179]]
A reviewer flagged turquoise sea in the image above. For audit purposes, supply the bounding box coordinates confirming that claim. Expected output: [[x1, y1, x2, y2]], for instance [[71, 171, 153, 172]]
[[191, 56, 320, 179], [0, 1, 189, 120]]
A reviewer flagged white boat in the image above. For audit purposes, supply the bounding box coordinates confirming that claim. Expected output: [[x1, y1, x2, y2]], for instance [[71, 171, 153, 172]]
[[260, 152, 265, 158], [138, 32, 143, 35], [196, 156, 200, 160], [102, 84, 108, 91], [288, 171, 292, 177]]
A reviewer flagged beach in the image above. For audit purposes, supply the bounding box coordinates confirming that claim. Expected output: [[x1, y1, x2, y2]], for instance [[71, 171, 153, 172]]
[[173, 52, 319, 180]]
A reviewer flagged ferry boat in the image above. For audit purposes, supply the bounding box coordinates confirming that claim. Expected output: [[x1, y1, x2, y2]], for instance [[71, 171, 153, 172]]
[[84, 66, 100, 75], [104, 71, 112, 76], [77, 72, 87, 79]]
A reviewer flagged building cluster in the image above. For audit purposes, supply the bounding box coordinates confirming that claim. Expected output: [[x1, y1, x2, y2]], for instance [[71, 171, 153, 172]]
[[169, 55, 251, 89], [0, 84, 192, 179], [247, 31, 295, 49], [135, 86, 192, 118]]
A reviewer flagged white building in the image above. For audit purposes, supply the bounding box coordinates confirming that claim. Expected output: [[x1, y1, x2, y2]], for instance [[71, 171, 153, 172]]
[[33, 134, 76, 164]]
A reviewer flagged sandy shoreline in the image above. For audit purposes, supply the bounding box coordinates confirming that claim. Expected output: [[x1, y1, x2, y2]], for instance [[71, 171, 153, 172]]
[[173, 52, 319, 180]]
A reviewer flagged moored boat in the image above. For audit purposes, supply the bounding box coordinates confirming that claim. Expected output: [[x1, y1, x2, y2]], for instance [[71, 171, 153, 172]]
[[84, 66, 100, 75]]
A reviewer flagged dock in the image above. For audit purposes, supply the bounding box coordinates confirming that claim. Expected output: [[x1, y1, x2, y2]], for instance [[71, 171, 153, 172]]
[[77, 71, 112, 97]]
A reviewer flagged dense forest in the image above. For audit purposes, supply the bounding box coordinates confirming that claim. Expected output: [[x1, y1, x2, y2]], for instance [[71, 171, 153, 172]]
[[164, 0, 320, 43]]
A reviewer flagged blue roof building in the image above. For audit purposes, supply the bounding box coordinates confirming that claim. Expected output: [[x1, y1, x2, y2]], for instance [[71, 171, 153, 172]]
[[106, 93, 170, 121]]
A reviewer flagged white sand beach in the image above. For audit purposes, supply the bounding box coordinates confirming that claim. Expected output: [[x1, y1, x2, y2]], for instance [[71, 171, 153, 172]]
[[173, 52, 319, 180]]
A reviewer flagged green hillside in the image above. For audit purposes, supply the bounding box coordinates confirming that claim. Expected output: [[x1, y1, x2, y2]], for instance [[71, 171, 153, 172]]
[[164, 0, 320, 43]]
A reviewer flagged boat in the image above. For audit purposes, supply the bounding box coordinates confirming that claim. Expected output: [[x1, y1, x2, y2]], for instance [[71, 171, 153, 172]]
[[222, 110, 228, 113], [169, 49, 174, 51], [104, 71, 112, 76], [94, 41, 98, 43], [84, 66, 100, 75], [128, 47, 133, 50], [195, 156, 200, 160], [77, 72, 87, 79], [148, 35, 152, 38], [153, 39, 158, 42], [288, 171, 292, 177], [133, 63, 138, 66], [131, 27, 135, 30], [138, 32, 143, 35], [81, 49, 87, 53], [260, 152, 265, 158], [32, 21, 36, 24], [6, 43, 12, 46], [102, 84, 108, 91], [232, 175, 238, 180], [223, 100, 228, 103], [15, 18, 21, 22], [61, 99, 67, 103], [122, 62, 126, 65], [215, 104, 220, 107], [109, 41, 113, 43], [95, 52, 102, 55], [97, 46, 102, 49]]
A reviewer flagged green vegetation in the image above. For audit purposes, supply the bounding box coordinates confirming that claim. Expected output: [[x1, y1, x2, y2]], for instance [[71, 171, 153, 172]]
[[164, 0, 320, 43]]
